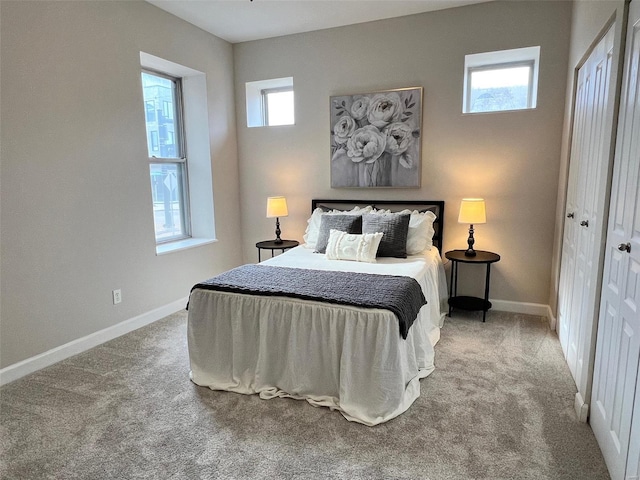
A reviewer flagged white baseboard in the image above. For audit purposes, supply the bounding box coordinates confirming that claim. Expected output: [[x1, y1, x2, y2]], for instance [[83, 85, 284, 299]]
[[491, 300, 556, 330], [0, 297, 188, 386], [547, 306, 557, 332], [490, 299, 550, 318], [1, 297, 553, 386], [574, 391, 589, 423]]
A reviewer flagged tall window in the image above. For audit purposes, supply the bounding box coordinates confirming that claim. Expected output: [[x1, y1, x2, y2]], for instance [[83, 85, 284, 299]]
[[463, 46, 540, 114], [141, 71, 190, 243]]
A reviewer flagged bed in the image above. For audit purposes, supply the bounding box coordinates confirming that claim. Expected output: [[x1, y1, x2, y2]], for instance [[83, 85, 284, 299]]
[[187, 199, 448, 425]]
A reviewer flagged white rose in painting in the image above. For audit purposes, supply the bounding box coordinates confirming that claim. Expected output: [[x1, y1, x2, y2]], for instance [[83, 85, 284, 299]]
[[367, 92, 403, 128], [333, 115, 357, 144], [346, 125, 387, 164], [384, 122, 414, 155], [350, 97, 370, 121]]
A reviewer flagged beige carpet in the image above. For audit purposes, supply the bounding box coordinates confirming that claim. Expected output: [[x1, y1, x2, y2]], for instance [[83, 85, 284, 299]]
[[0, 310, 610, 479]]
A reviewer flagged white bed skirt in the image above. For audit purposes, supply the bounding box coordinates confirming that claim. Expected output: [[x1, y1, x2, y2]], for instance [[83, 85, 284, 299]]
[[187, 247, 447, 425], [189, 292, 438, 425]]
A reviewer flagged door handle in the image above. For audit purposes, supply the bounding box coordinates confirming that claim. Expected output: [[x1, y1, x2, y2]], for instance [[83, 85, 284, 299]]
[[567, 212, 575, 218], [618, 243, 631, 253], [580, 220, 589, 227]]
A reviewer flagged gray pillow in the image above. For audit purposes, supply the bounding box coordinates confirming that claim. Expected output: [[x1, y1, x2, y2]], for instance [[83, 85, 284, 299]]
[[315, 214, 363, 253], [362, 213, 410, 258]]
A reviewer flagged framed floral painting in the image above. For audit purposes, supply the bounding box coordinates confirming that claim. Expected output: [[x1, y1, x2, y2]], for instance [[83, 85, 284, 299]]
[[330, 87, 422, 188]]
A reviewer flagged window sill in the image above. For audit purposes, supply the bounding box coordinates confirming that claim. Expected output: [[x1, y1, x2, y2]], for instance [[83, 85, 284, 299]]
[[156, 237, 217, 256], [462, 107, 537, 115]]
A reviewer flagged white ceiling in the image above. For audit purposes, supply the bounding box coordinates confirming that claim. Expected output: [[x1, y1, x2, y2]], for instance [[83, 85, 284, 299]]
[[147, 0, 491, 44]]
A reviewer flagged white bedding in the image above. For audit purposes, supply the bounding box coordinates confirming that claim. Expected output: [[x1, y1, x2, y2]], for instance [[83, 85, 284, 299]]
[[187, 246, 448, 425]]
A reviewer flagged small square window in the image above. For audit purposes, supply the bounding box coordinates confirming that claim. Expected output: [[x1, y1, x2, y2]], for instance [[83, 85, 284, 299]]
[[262, 87, 294, 126], [463, 46, 540, 114], [246, 77, 294, 127]]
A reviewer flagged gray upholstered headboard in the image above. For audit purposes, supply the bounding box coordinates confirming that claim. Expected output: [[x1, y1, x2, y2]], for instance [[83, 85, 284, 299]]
[[311, 199, 445, 254]]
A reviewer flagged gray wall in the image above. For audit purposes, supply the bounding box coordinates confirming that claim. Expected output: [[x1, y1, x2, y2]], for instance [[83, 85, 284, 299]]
[[234, 1, 572, 305], [549, 0, 628, 317], [0, 1, 242, 368]]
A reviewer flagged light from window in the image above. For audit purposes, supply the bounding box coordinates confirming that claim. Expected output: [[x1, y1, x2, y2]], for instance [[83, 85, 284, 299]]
[[141, 71, 190, 243], [469, 63, 532, 112], [463, 46, 540, 114], [246, 77, 294, 127], [263, 88, 294, 126]]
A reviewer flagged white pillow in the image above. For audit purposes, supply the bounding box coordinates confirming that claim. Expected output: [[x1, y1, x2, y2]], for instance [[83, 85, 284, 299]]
[[302, 208, 325, 249], [398, 209, 437, 254], [303, 206, 372, 249], [325, 229, 383, 263]]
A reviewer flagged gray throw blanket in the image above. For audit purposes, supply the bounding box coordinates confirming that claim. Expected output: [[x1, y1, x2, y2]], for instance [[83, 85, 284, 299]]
[[191, 264, 426, 339]]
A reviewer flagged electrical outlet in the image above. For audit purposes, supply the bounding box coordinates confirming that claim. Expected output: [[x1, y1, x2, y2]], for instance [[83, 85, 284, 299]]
[[112, 289, 122, 305]]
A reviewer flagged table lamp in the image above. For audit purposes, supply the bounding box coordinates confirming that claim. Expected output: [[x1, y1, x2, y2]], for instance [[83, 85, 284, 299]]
[[458, 198, 486, 257], [266, 196, 288, 244]]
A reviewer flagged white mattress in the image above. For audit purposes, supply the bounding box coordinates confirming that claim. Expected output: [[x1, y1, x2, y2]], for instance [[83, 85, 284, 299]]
[[187, 246, 448, 425]]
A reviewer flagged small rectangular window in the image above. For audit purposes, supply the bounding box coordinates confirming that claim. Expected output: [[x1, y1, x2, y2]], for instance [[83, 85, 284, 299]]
[[163, 100, 173, 120], [246, 77, 294, 127], [141, 70, 190, 244], [145, 101, 156, 122], [150, 131, 159, 151], [262, 87, 294, 126], [463, 46, 540, 114]]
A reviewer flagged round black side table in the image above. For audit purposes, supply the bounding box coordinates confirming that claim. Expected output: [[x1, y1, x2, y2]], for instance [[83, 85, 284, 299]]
[[256, 239, 299, 262], [445, 249, 501, 322]]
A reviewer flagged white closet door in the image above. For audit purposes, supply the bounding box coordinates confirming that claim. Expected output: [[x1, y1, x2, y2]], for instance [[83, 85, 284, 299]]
[[558, 25, 616, 413], [558, 59, 589, 354], [591, 2, 640, 478]]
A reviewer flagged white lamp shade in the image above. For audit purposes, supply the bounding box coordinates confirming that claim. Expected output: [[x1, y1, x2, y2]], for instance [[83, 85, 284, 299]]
[[266, 196, 288, 218], [458, 198, 486, 224]]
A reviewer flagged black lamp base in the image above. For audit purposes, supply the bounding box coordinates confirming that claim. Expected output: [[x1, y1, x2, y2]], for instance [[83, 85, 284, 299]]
[[273, 217, 283, 244], [464, 224, 476, 257]]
